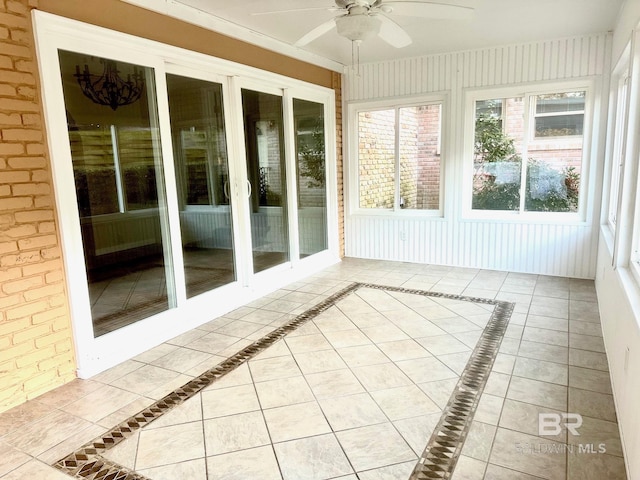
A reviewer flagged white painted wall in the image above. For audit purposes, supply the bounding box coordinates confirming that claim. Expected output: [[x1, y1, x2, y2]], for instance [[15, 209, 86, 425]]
[[344, 34, 610, 278], [595, 2, 640, 478], [612, 0, 640, 63], [596, 242, 640, 479]]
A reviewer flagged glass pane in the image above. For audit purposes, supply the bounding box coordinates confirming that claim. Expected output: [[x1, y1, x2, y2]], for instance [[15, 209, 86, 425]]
[[294, 98, 328, 257], [358, 109, 395, 209], [119, 128, 159, 210], [535, 92, 585, 137], [473, 98, 522, 210], [536, 92, 585, 114], [399, 104, 441, 210], [167, 74, 236, 298], [60, 50, 172, 337], [535, 114, 584, 137], [70, 124, 119, 217], [241, 89, 289, 273], [475, 99, 503, 120], [524, 160, 580, 212], [526, 92, 585, 213]]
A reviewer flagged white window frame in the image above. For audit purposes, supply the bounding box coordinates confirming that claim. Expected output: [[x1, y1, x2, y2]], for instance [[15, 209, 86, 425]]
[[462, 80, 594, 222], [606, 47, 631, 235], [347, 94, 447, 217], [608, 75, 629, 229], [623, 32, 640, 285]]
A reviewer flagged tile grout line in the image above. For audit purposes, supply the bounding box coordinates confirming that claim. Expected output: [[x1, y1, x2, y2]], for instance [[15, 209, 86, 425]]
[[51, 282, 512, 480]]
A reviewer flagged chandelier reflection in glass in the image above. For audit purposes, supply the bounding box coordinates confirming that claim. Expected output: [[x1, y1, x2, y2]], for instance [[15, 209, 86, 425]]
[[74, 58, 145, 111]]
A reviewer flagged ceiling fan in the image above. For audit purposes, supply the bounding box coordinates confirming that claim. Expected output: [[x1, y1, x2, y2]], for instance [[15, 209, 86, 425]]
[[254, 0, 474, 49]]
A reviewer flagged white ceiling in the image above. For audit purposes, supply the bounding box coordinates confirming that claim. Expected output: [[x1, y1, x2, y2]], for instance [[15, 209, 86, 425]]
[[162, 0, 624, 67]]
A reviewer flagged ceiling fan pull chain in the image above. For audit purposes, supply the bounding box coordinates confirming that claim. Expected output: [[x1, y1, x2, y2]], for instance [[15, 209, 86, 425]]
[[351, 39, 354, 67], [352, 39, 362, 77], [351, 40, 356, 75]]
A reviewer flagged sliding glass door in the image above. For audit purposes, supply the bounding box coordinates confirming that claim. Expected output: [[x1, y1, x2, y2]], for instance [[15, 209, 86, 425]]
[[40, 13, 337, 376], [294, 98, 328, 257], [58, 51, 334, 341], [166, 74, 236, 298], [59, 50, 174, 337], [241, 89, 290, 273], [59, 52, 243, 337]]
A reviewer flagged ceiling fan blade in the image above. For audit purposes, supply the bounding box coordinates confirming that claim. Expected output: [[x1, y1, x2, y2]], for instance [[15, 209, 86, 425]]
[[251, 6, 342, 16], [384, 1, 474, 20], [295, 18, 338, 47], [377, 15, 412, 48]]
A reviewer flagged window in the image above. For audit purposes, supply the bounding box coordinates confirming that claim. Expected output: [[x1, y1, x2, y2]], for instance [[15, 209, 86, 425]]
[[357, 102, 442, 212], [471, 88, 587, 214], [608, 73, 629, 229]]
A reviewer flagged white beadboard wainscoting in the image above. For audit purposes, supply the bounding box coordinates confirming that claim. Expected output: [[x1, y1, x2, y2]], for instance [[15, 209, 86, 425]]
[[346, 216, 598, 278], [343, 33, 611, 278]]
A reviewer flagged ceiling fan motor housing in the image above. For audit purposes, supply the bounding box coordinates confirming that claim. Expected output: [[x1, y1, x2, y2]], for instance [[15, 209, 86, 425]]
[[336, 5, 381, 42], [335, 0, 374, 8]]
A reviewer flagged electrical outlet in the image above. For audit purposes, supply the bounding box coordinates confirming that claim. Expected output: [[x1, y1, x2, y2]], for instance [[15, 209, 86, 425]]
[[624, 346, 630, 373]]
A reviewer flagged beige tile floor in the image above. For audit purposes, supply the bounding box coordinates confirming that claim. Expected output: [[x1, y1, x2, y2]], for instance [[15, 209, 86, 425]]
[[0, 258, 628, 480]]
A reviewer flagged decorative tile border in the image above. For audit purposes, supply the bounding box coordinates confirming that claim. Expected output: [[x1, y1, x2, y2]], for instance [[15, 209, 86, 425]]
[[52, 283, 513, 480], [53, 282, 361, 479], [409, 298, 514, 479]]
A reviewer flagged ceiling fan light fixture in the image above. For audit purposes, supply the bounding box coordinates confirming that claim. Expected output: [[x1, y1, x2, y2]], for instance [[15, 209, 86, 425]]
[[335, 14, 381, 42]]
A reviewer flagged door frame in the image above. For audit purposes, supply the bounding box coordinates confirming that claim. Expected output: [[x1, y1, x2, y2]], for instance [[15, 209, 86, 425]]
[[34, 11, 340, 378]]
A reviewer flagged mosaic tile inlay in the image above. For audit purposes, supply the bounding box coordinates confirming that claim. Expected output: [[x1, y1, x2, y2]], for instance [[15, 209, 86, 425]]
[[410, 299, 514, 479], [52, 283, 513, 480]]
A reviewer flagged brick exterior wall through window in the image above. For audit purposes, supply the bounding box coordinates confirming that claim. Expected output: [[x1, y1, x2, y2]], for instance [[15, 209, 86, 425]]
[[358, 105, 441, 210], [504, 97, 583, 172]]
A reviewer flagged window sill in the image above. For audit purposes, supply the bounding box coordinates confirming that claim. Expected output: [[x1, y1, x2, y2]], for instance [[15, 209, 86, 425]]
[[600, 223, 615, 254], [350, 209, 444, 219], [461, 210, 587, 225]]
